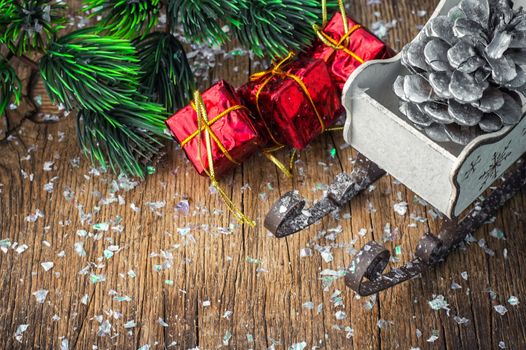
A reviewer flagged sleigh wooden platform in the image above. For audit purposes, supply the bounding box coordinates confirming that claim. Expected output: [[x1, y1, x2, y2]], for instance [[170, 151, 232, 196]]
[[265, 0, 526, 296]]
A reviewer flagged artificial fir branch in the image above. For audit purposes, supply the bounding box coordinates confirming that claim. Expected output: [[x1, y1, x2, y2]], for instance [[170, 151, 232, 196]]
[[235, 0, 336, 58], [134, 32, 195, 113], [77, 98, 169, 178], [0, 0, 66, 55], [38, 29, 172, 175], [1, 0, 342, 177], [85, 0, 161, 39], [0, 1, 16, 42], [0, 56, 22, 116], [166, 0, 336, 56], [167, 0, 241, 45], [39, 29, 141, 113]]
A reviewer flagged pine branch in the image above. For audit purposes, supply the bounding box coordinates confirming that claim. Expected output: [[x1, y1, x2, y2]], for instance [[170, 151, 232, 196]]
[[85, 0, 161, 39], [0, 0, 66, 55], [0, 1, 16, 44], [77, 97, 169, 178], [39, 28, 171, 177], [134, 32, 195, 113], [39, 28, 141, 113], [167, 0, 241, 45], [0, 55, 22, 116], [234, 0, 337, 58]]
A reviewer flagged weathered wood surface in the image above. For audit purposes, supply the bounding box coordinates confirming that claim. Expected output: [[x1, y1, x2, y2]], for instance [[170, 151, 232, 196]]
[[1, 1, 525, 349]]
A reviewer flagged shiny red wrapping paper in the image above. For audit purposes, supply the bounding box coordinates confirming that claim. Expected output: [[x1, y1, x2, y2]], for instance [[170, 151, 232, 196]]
[[309, 12, 395, 91], [166, 80, 262, 177], [238, 57, 341, 150]]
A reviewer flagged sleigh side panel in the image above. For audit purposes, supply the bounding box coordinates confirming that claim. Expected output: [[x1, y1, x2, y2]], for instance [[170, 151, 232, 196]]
[[342, 0, 526, 218], [452, 119, 526, 217], [342, 59, 458, 215]]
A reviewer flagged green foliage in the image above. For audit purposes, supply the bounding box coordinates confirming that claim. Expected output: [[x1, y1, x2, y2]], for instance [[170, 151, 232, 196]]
[[0, 56, 22, 116], [167, 0, 241, 45], [39, 29, 172, 176], [234, 0, 335, 58], [0, 0, 15, 17], [0, 0, 338, 177], [39, 29, 141, 113], [0, 1, 16, 43], [77, 97, 168, 178], [0, 0, 65, 55], [134, 32, 195, 113], [85, 0, 161, 39]]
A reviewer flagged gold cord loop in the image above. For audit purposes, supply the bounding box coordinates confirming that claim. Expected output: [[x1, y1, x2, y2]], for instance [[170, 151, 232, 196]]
[[192, 91, 256, 227]]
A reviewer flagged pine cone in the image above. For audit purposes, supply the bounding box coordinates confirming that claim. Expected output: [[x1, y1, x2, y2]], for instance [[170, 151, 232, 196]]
[[394, 0, 526, 145]]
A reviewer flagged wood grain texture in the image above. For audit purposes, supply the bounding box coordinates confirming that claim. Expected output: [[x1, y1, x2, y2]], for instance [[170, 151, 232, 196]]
[[1, 0, 525, 349]]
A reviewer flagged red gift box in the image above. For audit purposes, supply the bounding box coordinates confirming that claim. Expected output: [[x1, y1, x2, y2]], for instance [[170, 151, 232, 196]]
[[166, 80, 263, 177], [309, 12, 395, 91], [238, 55, 341, 150]]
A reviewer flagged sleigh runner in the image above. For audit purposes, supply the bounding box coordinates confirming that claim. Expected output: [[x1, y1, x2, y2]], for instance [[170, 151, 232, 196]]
[[265, 0, 526, 295]]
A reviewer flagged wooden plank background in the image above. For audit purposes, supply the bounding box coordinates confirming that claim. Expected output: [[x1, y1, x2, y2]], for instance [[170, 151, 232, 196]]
[[1, 0, 525, 349]]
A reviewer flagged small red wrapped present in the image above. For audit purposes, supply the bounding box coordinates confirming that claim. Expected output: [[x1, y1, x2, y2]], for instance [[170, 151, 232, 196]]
[[309, 12, 395, 91], [238, 54, 341, 150], [166, 80, 262, 177]]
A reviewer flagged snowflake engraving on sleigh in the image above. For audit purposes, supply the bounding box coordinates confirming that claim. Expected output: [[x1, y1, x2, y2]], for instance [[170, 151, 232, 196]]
[[478, 140, 513, 191]]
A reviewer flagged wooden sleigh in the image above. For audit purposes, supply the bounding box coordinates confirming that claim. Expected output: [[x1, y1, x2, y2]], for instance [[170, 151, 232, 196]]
[[264, 0, 526, 296]]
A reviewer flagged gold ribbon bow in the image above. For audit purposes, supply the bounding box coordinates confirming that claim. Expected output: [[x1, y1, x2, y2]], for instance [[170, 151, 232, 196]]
[[189, 91, 255, 227], [314, 0, 365, 64], [250, 52, 328, 177], [312, 0, 367, 141]]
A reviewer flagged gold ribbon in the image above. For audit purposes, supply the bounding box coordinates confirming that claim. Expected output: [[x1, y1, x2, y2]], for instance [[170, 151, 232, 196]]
[[251, 52, 326, 134], [322, 0, 349, 35], [315, 24, 364, 63], [315, 0, 365, 143], [250, 52, 328, 177], [261, 149, 293, 178], [315, 0, 365, 64], [191, 91, 255, 227], [182, 104, 246, 166]]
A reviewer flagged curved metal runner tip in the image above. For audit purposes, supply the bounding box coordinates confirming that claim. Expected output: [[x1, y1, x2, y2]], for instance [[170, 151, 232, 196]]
[[346, 157, 526, 296], [264, 154, 386, 238]]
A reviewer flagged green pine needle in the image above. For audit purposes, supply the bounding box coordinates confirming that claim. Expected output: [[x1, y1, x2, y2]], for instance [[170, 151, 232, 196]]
[[40, 28, 141, 113], [134, 32, 195, 113], [0, 1, 16, 44], [0, 56, 22, 116], [0, 0, 65, 55], [84, 0, 161, 39], [77, 97, 169, 178], [168, 0, 241, 45], [234, 0, 337, 58]]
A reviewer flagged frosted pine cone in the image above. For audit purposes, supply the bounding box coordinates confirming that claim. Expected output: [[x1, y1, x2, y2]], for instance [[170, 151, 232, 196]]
[[394, 0, 526, 145]]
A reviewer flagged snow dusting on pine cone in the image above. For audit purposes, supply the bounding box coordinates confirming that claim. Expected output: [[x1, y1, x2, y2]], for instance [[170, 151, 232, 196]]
[[394, 0, 526, 145]]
